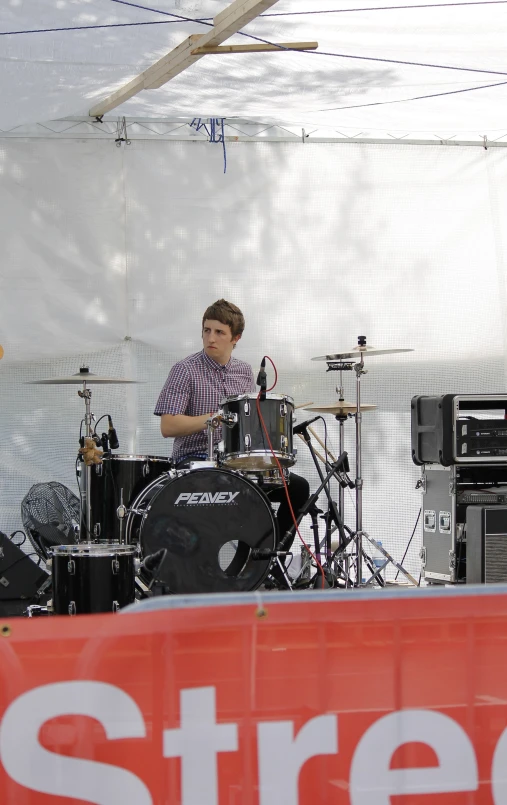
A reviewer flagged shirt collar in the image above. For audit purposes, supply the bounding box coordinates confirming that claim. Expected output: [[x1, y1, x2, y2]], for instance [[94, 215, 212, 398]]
[[201, 349, 233, 372]]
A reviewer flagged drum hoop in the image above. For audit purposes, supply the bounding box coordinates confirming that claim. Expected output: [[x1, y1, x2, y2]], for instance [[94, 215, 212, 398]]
[[101, 454, 170, 463], [221, 393, 294, 405], [50, 544, 137, 557]]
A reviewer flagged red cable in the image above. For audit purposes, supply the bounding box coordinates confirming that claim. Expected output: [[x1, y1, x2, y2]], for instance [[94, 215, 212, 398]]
[[256, 355, 326, 587]]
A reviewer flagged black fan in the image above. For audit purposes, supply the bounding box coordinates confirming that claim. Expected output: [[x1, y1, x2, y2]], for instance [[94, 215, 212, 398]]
[[21, 482, 80, 560]]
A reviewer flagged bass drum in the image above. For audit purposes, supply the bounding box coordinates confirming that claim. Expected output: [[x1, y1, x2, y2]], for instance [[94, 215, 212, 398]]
[[126, 468, 277, 594]]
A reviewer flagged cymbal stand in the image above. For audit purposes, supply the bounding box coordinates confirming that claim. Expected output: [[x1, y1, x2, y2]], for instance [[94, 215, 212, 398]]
[[279, 430, 355, 586], [77, 382, 94, 542], [326, 338, 419, 587]]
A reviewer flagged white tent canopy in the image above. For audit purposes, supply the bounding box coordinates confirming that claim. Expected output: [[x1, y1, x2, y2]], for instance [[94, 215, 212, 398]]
[[1, 0, 507, 580], [1, 0, 507, 139]]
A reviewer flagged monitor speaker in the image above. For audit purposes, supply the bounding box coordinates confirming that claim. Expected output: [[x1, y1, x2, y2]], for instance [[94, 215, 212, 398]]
[[0, 532, 49, 599], [466, 506, 507, 584]]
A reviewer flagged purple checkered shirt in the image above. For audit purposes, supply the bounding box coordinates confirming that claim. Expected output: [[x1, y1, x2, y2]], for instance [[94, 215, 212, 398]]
[[154, 350, 255, 463]]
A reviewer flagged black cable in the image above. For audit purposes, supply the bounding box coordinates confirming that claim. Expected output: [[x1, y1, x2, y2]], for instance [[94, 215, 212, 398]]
[[3, 1, 507, 36], [0, 552, 44, 575], [314, 78, 507, 113], [9, 530, 27, 547], [108, 0, 507, 80], [394, 507, 421, 581]]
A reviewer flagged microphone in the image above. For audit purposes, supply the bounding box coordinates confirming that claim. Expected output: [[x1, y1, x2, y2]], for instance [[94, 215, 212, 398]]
[[293, 415, 321, 435], [142, 548, 167, 573], [256, 356, 267, 402], [251, 548, 292, 559], [108, 415, 119, 450]]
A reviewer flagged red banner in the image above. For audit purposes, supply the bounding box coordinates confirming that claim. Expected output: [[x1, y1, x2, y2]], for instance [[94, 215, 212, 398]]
[[0, 588, 506, 803]]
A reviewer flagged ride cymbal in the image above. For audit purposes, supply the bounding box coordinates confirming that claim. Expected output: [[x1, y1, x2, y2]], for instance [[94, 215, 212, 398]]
[[305, 401, 377, 415], [311, 346, 413, 361], [28, 368, 138, 385]]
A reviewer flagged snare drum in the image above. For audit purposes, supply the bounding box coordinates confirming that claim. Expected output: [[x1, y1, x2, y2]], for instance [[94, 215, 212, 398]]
[[88, 454, 171, 542], [50, 543, 137, 615], [220, 393, 295, 470]]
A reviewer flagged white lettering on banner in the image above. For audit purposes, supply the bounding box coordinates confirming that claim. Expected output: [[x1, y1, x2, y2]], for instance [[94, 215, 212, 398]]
[[0, 682, 500, 802], [491, 723, 507, 803], [163, 686, 238, 805], [257, 715, 338, 805], [174, 492, 240, 505], [0, 681, 152, 805], [349, 710, 479, 804]]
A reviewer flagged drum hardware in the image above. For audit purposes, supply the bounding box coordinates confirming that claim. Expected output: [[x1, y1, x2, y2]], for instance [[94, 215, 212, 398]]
[[311, 338, 415, 586], [25, 604, 49, 617]]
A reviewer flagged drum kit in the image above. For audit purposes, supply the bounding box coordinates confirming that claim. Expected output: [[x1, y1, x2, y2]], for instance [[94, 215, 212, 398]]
[[25, 337, 416, 615]]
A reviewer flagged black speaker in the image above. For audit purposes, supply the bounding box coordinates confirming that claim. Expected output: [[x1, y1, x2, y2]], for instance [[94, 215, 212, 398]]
[[466, 506, 507, 584], [0, 532, 49, 599]]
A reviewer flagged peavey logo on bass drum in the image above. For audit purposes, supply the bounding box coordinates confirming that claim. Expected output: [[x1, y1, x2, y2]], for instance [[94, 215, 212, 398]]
[[174, 492, 240, 506]]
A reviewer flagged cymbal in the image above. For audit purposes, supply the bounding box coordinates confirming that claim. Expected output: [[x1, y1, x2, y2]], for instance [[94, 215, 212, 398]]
[[311, 346, 413, 361], [305, 401, 377, 415], [29, 369, 138, 385], [0, 345, 3, 360]]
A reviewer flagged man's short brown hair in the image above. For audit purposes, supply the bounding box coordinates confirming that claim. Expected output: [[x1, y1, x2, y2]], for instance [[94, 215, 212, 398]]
[[202, 299, 245, 339]]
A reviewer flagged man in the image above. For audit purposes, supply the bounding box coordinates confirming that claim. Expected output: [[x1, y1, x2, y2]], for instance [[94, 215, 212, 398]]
[[154, 299, 309, 570]]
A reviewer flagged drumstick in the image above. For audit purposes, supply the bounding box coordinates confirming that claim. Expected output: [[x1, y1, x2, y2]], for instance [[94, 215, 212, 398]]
[[297, 433, 327, 465], [295, 401, 314, 409], [308, 426, 337, 463]]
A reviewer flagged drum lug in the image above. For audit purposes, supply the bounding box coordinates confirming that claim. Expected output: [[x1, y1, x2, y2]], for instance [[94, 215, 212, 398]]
[[95, 463, 103, 477], [117, 504, 127, 520], [281, 435, 288, 452], [67, 559, 75, 575], [93, 523, 101, 538], [68, 601, 76, 616], [112, 557, 120, 575], [142, 463, 150, 478], [244, 400, 250, 416], [244, 434, 251, 451], [112, 601, 120, 612], [280, 402, 287, 417]]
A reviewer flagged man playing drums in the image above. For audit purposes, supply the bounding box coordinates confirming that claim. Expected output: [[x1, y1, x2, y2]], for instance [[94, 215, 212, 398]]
[[154, 299, 309, 579]]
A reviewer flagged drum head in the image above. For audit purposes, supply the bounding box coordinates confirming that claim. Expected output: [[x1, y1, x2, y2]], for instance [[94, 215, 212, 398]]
[[137, 468, 277, 594]]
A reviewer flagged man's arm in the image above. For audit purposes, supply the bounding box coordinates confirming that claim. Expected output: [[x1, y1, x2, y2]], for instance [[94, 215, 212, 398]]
[[160, 412, 212, 438]]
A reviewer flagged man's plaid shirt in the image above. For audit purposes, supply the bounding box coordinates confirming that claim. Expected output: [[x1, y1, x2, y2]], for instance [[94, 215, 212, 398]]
[[154, 350, 255, 463]]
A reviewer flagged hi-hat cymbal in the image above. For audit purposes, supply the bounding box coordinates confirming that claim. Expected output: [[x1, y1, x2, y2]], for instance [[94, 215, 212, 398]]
[[305, 401, 377, 415], [311, 346, 413, 361], [29, 369, 138, 385]]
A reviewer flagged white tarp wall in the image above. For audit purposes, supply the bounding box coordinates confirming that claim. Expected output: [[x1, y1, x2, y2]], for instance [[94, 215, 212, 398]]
[[1, 137, 507, 578]]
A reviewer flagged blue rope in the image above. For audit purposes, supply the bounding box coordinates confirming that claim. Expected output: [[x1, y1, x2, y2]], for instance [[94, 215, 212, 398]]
[[190, 118, 227, 173]]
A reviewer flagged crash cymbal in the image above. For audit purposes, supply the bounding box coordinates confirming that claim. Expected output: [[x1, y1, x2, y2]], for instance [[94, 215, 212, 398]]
[[312, 346, 413, 361], [305, 401, 377, 415], [29, 368, 138, 385], [0, 345, 3, 360]]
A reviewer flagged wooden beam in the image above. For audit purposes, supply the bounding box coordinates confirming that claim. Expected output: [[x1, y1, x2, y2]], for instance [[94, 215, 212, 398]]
[[89, 0, 282, 117], [191, 41, 318, 55], [146, 0, 281, 89], [89, 35, 203, 117]]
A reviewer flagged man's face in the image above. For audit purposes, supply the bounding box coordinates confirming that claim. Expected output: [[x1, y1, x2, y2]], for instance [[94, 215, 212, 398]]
[[202, 319, 240, 365]]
